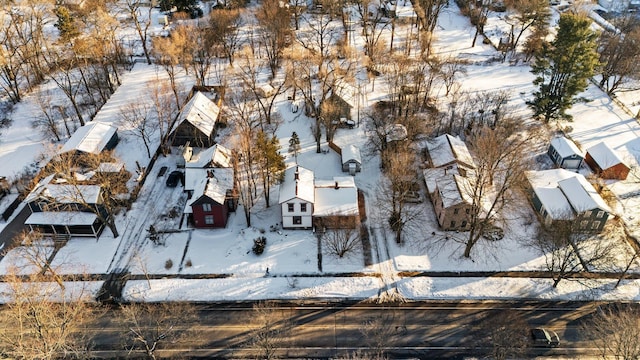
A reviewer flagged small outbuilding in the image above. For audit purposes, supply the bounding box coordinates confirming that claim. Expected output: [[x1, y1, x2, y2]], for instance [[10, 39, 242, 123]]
[[548, 136, 584, 170], [58, 122, 119, 155], [585, 142, 630, 180], [341, 145, 361, 175]]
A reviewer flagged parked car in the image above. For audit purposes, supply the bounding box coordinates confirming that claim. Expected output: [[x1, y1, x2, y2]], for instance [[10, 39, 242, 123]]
[[531, 328, 560, 347], [166, 170, 184, 187]]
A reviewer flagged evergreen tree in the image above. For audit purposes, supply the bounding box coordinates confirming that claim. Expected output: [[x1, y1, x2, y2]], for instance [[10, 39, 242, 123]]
[[288, 131, 301, 162], [256, 131, 286, 208], [54, 6, 80, 42], [159, 0, 199, 13], [529, 13, 600, 122]]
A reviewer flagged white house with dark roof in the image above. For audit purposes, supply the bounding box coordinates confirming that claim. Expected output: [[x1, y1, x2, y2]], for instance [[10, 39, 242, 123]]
[[58, 122, 119, 155], [526, 169, 611, 232], [171, 91, 221, 147], [279, 166, 315, 229], [548, 136, 583, 170]]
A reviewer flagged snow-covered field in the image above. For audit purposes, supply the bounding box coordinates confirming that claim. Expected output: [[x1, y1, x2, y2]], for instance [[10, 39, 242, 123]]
[[1, 1, 640, 303]]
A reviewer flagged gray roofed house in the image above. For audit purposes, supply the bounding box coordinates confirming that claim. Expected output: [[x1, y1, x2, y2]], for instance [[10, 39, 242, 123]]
[[526, 169, 611, 232]]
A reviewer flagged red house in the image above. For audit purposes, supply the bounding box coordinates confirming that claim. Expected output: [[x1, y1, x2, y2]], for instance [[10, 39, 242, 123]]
[[186, 168, 236, 228], [585, 142, 630, 180]]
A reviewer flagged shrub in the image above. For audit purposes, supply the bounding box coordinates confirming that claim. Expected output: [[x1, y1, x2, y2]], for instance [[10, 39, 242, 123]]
[[252, 236, 267, 255], [165, 259, 173, 269], [185, 259, 192, 268]]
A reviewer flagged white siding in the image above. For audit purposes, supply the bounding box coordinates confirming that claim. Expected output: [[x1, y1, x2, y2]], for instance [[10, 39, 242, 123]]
[[281, 199, 313, 228]]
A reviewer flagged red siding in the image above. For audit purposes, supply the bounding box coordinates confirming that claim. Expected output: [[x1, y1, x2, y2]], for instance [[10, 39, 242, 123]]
[[585, 153, 630, 180], [192, 201, 229, 228]]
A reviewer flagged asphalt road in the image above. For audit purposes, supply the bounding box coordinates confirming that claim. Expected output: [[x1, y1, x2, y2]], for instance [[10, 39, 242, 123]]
[[88, 300, 603, 359]]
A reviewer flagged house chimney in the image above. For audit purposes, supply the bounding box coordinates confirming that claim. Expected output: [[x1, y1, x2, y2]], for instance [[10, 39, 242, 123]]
[[295, 179, 299, 195], [294, 166, 299, 181], [334, 180, 339, 189]]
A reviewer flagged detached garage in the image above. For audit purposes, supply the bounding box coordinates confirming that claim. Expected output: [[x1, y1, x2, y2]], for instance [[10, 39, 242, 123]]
[[585, 142, 630, 180], [548, 136, 583, 170]]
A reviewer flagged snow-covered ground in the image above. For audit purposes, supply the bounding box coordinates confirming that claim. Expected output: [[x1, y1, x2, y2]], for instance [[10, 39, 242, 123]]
[[1, 1, 640, 304]]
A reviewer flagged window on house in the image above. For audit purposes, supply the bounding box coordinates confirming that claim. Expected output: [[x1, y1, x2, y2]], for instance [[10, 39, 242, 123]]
[[461, 221, 467, 228], [453, 208, 459, 215], [288, 203, 294, 212], [300, 203, 307, 212], [597, 211, 605, 218], [592, 221, 601, 230], [204, 215, 214, 225], [465, 208, 470, 214], [293, 216, 302, 225], [202, 203, 212, 212], [450, 221, 456, 228], [580, 220, 589, 228]]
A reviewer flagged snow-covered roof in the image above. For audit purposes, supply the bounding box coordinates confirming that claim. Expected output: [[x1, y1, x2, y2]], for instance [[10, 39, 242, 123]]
[[423, 165, 461, 194], [426, 134, 475, 169], [58, 122, 117, 155], [341, 145, 361, 165], [186, 144, 233, 168], [96, 162, 125, 173], [386, 124, 408, 142], [25, 211, 98, 226], [315, 176, 356, 189], [587, 142, 626, 169], [24, 175, 102, 205], [314, 182, 358, 217], [436, 174, 473, 209], [550, 136, 583, 159], [558, 176, 611, 213], [188, 168, 234, 206], [176, 92, 220, 136], [279, 166, 314, 204], [526, 169, 610, 220]]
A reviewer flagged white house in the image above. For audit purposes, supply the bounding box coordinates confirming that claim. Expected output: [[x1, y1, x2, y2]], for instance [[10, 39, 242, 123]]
[[278, 166, 315, 229]]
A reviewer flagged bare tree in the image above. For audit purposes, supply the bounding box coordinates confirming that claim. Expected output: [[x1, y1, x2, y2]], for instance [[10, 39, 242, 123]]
[[151, 32, 189, 109], [251, 301, 290, 360], [461, 119, 537, 258], [354, 0, 389, 69], [360, 311, 397, 359], [32, 90, 63, 141], [503, 0, 551, 57], [119, 102, 153, 158], [256, 0, 293, 77], [120, 0, 153, 64], [209, 8, 244, 66], [412, 0, 448, 55], [580, 303, 640, 360], [480, 310, 529, 360], [118, 302, 197, 360], [534, 220, 616, 288], [597, 15, 640, 94], [147, 78, 180, 154], [323, 228, 359, 257], [0, 231, 99, 360]]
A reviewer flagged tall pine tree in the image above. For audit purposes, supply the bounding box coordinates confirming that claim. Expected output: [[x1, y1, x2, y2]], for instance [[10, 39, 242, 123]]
[[288, 131, 301, 162], [529, 12, 599, 122], [256, 131, 286, 208]]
